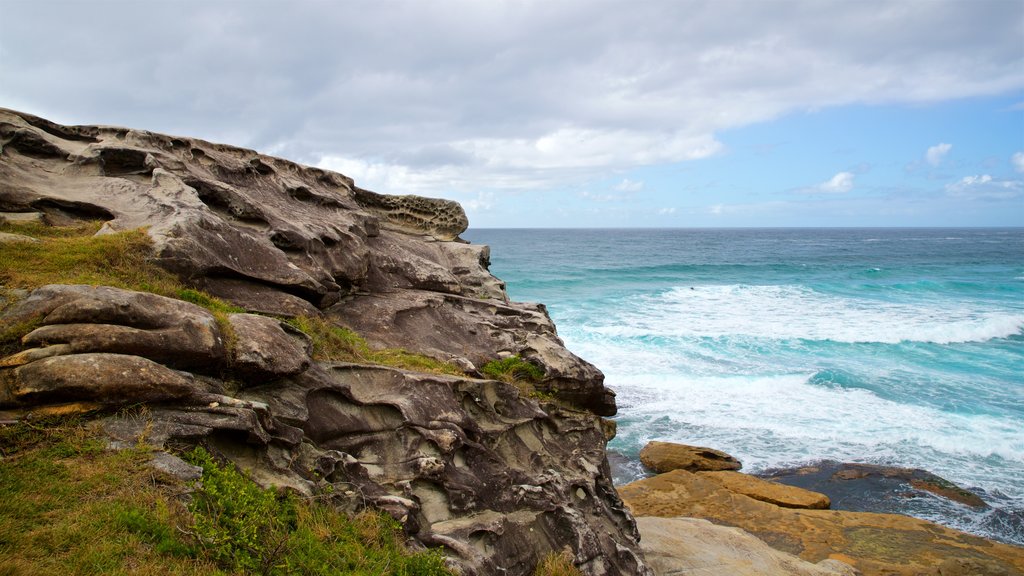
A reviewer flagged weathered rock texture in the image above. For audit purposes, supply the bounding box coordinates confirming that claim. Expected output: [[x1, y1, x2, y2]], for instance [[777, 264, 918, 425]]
[[620, 470, 1024, 576], [0, 109, 646, 575]]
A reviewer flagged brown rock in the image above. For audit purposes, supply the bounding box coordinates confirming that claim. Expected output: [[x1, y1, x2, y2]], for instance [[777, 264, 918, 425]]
[[619, 470, 1024, 576], [637, 516, 858, 576], [699, 470, 831, 509], [639, 440, 742, 473]]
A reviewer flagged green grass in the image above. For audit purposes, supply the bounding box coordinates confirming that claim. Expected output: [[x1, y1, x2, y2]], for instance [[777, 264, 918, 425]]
[[480, 356, 545, 383], [0, 417, 217, 575], [185, 446, 451, 575], [0, 417, 453, 575], [286, 315, 465, 377], [0, 221, 181, 295]]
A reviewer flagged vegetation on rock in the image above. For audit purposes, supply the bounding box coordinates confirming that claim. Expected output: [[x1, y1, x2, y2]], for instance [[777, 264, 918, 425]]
[[481, 355, 544, 383], [0, 416, 452, 575], [287, 314, 465, 377], [533, 550, 584, 576]]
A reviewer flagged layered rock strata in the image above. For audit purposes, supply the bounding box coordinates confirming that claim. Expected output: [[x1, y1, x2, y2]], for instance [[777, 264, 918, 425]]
[[0, 109, 647, 575]]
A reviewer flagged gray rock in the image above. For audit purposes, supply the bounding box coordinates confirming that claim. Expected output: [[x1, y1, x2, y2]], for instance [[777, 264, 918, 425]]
[[228, 313, 311, 382], [3, 284, 226, 373], [0, 109, 642, 575], [149, 451, 203, 482], [0, 352, 206, 407]]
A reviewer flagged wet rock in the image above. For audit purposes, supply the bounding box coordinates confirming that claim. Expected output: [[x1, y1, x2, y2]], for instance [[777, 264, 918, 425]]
[[765, 461, 987, 509], [639, 440, 742, 473]]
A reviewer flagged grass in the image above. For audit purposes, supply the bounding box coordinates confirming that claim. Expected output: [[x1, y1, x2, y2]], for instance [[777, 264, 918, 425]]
[[0, 221, 181, 295], [0, 221, 245, 361], [0, 416, 453, 575], [480, 356, 545, 383], [0, 417, 218, 575], [480, 356, 556, 401], [533, 550, 583, 576], [286, 315, 465, 377]]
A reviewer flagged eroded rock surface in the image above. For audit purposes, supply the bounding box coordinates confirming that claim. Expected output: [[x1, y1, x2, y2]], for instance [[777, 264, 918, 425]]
[[0, 108, 644, 575]]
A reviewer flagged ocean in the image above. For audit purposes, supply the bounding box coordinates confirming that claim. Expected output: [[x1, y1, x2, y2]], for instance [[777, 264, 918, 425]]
[[462, 228, 1024, 546]]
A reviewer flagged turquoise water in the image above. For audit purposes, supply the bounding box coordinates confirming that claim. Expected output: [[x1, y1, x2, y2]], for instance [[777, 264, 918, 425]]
[[463, 228, 1024, 545]]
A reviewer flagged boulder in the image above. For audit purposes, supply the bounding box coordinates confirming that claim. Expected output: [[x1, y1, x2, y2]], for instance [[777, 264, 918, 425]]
[[639, 440, 742, 473], [227, 313, 311, 382], [0, 353, 206, 407], [619, 470, 1024, 576], [698, 470, 830, 509], [2, 284, 227, 373], [636, 516, 858, 576]]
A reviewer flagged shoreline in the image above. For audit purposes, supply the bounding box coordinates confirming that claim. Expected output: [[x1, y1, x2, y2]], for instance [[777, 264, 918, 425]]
[[609, 446, 1024, 548], [617, 441, 1024, 575]]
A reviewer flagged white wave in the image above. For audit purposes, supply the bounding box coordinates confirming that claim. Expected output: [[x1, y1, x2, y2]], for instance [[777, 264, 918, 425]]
[[588, 285, 1024, 344], [607, 371, 1024, 501]]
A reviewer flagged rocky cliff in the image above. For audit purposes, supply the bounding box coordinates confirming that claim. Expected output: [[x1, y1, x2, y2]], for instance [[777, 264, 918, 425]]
[[0, 109, 648, 575]]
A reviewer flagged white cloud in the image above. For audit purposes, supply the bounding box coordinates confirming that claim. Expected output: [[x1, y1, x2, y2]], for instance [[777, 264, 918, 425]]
[[658, 207, 677, 215], [926, 143, 952, 166], [615, 178, 645, 193], [945, 174, 1023, 200], [1012, 152, 1024, 173], [1, 1, 1022, 198], [818, 172, 855, 193]]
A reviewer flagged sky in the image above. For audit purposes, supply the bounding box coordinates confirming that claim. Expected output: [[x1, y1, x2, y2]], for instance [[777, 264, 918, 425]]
[[2, 0, 1023, 228]]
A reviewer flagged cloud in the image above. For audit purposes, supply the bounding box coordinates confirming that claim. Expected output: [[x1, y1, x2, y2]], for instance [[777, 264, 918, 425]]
[[1013, 152, 1024, 173], [1, 1, 1022, 198], [658, 207, 677, 215], [945, 174, 1023, 200], [926, 143, 952, 166], [818, 172, 855, 194], [615, 178, 645, 193]]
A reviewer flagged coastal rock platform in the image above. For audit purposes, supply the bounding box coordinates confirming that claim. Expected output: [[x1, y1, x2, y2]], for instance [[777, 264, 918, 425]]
[[621, 469, 1024, 576]]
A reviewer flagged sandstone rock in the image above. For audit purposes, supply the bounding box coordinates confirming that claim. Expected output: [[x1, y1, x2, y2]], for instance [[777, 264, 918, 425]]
[[2, 284, 226, 373], [228, 313, 311, 382], [0, 109, 640, 576], [0, 353, 206, 407], [699, 470, 830, 509], [639, 440, 742, 473], [636, 516, 859, 576], [620, 470, 1024, 576], [331, 289, 615, 415]]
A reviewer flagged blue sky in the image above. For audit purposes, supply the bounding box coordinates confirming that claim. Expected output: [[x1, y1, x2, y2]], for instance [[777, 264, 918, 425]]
[[2, 0, 1023, 227], [524, 94, 1024, 228]]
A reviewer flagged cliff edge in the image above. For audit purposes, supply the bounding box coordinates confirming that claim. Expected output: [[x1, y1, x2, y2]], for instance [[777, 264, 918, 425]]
[[0, 108, 647, 575]]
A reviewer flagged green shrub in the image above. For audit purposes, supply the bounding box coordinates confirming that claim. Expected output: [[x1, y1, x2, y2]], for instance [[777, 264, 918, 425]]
[[481, 355, 545, 383], [185, 445, 453, 575]]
